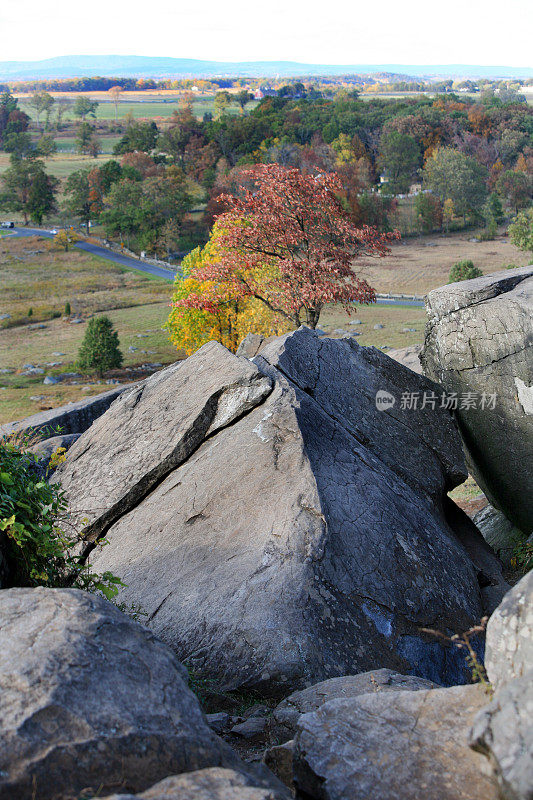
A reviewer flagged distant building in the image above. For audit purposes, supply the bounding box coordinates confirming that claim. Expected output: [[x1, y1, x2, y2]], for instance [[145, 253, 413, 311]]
[[254, 89, 264, 100]]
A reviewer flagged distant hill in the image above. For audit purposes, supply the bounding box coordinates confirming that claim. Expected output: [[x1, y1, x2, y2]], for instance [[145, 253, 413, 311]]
[[0, 55, 532, 81]]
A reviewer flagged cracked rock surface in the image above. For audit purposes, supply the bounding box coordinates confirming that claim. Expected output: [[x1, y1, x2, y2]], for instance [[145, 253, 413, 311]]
[[271, 669, 437, 742], [0, 588, 285, 800], [421, 265, 533, 532], [60, 329, 505, 693], [293, 684, 499, 800], [470, 572, 533, 800], [94, 767, 288, 800]]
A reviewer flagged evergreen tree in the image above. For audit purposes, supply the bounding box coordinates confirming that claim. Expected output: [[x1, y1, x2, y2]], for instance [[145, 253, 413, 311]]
[[77, 316, 123, 377]]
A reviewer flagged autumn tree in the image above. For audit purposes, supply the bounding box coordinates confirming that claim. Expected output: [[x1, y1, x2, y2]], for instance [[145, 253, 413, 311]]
[[174, 165, 395, 330], [423, 148, 488, 221], [167, 224, 290, 354], [113, 120, 158, 154], [496, 170, 532, 213], [108, 85, 123, 122], [75, 122, 94, 155], [378, 130, 421, 194]]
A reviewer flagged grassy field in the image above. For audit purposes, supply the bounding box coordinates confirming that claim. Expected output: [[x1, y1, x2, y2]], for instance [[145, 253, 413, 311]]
[[0, 151, 114, 179], [16, 93, 257, 123], [355, 230, 530, 295]]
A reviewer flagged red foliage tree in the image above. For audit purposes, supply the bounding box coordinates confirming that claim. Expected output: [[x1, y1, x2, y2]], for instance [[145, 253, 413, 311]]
[[180, 164, 398, 329]]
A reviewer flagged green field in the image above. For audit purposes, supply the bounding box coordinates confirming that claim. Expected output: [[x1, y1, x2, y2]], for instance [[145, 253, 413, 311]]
[[17, 96, 257, 123]]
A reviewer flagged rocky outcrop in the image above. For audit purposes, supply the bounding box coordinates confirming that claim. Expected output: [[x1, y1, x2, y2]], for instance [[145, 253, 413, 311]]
[[386, 343, 423, 374], [421, 266, 533, 533], [95, 768, 287, 800], [473, 504, 526, 568], [57, 329, 506, 693], [470, 572, 533, 800], [270, 669, 437, 742], [293, 684, 498, 800], [0, 385, 131, 440], [0, 588, 284, 800]]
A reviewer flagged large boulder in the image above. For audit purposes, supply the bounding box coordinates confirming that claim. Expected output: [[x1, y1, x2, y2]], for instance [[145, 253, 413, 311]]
[[95, 767, 287, 800], [271, 669, 437, 742], [293, 684, 498, 800], [0, 588, 283, 800], [421, 266, 533, 533], [470, 573, 533, 800], [0, 385, 131, 440], [473, 504, 526, 569], [58, 329, 505, 693]]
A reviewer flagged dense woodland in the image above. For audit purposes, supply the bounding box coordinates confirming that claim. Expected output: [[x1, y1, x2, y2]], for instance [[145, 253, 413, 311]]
[[1, 85, 532, 254]]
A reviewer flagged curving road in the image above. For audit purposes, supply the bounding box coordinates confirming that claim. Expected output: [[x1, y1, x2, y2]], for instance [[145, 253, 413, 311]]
[[5, 226, 425, 306], [7, 227, 177, 281]]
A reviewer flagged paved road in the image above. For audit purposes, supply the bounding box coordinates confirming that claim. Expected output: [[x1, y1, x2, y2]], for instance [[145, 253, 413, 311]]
[[8, 227, 177, 281], [6, 227, 425, 306]]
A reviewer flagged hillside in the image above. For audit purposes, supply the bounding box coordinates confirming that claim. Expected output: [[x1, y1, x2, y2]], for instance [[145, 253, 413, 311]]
[[1, 55, 532, 80]]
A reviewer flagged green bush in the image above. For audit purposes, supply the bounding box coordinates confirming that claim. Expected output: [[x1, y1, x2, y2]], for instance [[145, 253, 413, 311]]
[[28, 307, 33, 317], [64, 301, 71, 316], [448, 260, 483, 283], [77, 315, 123, 377], [0, 436, 122, 598], [508, 208, 533, 255]]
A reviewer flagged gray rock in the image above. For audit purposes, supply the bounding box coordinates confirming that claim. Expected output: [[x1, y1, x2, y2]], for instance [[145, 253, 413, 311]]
[[27, 433, 81, 477], [231, 718, 269, 741], [28, 323, 46, 330], [43, 375, 59, 385], [373, 323, 384, 329], [386, 344, 423, 374], [69, 317, 83, 324], [485, 571, 533, 691], [293, 684, 499, 800], [0, 385, 133, 439], [22, 367, 44, 375], [55, 342, 272, 542], [349, 319, 363, 325], [94, 767, 288, 799], [0, 313, 11, 320], [237, 333, 271, 359], [272, 669, 437, 742], [76, 330, 504, 692], [473, 504, 526, 568], [206, 713, 231, 735], [470, 674, 533, 800], [263, 741, 294, 789], [469, 573, 533, 800], [421, 266, 533, 532], [0, 588, 281, 800]]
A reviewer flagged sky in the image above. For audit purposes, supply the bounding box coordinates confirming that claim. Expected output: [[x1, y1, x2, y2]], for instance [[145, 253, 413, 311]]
[[1, 0, 532, 67]]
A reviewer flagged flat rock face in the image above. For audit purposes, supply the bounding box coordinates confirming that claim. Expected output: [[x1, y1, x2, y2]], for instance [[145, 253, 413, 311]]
[[0, 385, 130, 439], [473, 504, 526, 568], [485, 570, 533, 690], [68, 329, 502, 692], [272, 669, 437, 741], [54, 341, 272, 542], [95, 767, 287, 800], [421, 266, 533, 532], [469, 573, 533, 800], [293, 684, 499, 800], [0, 588, 275, 800]]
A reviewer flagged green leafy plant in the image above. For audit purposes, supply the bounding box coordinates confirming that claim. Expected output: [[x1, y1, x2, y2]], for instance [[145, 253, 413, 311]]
[[448, 260, 483, 283], [510, 537, 533, 575], [0, 436, 123, 600], [64, 301, 71, 317]]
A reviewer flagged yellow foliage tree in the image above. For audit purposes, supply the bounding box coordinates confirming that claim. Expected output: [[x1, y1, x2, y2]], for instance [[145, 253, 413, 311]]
[[166, 221, 290, 355]]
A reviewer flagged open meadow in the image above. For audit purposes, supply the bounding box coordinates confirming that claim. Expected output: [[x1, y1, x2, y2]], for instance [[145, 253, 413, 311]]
[[1, 227, 528, 425]]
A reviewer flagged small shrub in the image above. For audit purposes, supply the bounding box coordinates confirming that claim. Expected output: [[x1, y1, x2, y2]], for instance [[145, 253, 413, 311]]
[[448, 260, 483, 283], [77, 315, 123, 377], [64, 301, 71, 317], [0, 435, 122, 598], [28, 307, 33, 317]]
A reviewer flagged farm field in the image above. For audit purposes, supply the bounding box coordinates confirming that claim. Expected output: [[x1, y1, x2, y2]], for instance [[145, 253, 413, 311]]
[[0, 151, 114, 179], [15, 92, 257, 122], [355, 230, 529, 294]]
